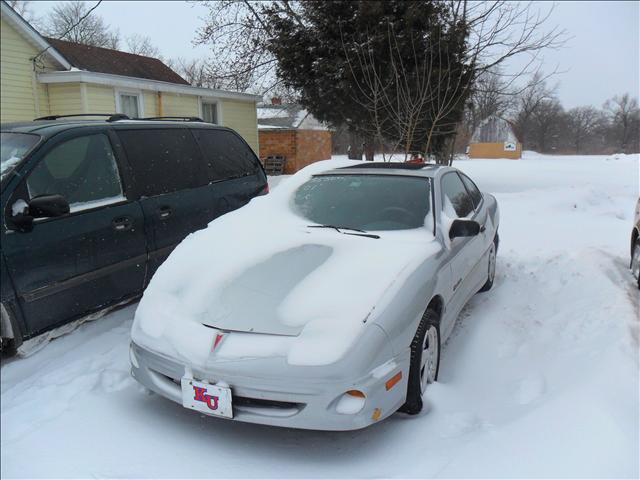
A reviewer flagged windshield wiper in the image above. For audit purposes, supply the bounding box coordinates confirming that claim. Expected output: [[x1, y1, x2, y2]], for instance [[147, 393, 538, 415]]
[[307, 224, 380, 239]]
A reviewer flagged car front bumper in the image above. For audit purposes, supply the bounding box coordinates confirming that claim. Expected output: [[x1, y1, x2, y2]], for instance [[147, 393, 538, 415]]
[[130, 342, 410, 431]]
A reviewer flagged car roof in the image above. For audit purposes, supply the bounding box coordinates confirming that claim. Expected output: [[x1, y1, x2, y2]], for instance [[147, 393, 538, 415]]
[[1, 119, 228, 138], [320, 162, 452, 178]]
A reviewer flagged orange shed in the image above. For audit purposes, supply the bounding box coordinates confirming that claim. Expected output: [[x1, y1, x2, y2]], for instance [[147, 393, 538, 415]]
[[468, 115, 522, 159]]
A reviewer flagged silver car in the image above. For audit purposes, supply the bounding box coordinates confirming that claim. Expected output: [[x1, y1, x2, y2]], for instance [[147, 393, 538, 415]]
[[129, 161, 499, 431]]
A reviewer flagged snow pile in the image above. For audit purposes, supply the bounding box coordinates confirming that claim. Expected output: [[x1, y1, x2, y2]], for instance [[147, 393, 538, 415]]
[[1, 153, 638, 478], [132, 159, 438, 367]]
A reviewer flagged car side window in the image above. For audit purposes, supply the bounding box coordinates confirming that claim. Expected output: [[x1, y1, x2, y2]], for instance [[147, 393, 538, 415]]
[[458, 172, 483, 209], [192, 129, 259, 182], [441, 172, 475, 218], [117, 129, 207, 197], [26, 134, 124, 210]]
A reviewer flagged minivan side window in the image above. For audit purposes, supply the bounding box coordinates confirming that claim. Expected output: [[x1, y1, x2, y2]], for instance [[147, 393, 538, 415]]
[[457, 172, 483, 208], [192, 129, 259, 182], [26, 134, 124, 210], [117, 129, 206, 197], [441, 172, 475, 218]]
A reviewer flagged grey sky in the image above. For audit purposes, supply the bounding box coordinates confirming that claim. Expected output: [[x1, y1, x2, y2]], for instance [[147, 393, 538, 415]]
[[28, 0, 640, 108]]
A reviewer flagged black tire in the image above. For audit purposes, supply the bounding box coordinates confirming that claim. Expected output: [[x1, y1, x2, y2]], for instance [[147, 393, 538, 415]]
[[479, 233, 499, 293], [0, 337, 17, 358], [399, 309, 440, 415], [631, 240, 640, 289]]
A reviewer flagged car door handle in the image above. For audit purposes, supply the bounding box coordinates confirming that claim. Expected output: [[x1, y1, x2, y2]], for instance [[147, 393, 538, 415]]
[[112, 216, 133, 232], [158, 206, 173, 219]]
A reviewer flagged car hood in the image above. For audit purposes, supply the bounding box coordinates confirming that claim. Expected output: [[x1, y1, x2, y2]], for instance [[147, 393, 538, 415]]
[[132, 159, 441, 367]]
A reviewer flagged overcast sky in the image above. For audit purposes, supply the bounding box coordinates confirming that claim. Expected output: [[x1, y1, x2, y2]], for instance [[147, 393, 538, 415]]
[[28, 0, 640, 108]]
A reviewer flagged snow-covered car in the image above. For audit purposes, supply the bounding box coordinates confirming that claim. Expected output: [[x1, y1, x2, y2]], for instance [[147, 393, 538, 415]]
[[630, 198, 640, 288], [130, 159, 500, 430]]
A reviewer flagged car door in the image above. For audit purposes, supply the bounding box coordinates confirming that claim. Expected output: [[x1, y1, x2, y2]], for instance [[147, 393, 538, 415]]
[[457, 171, 493, 290], [115, 127, 216, 279], [191, 128, 268, 215], [439, 171, 484, 323], [2, 129, 147, 337]]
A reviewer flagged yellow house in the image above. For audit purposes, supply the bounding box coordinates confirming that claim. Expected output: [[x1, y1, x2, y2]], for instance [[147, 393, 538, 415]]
[[467, 115, 522, 160], [0, 1, 261, 153]]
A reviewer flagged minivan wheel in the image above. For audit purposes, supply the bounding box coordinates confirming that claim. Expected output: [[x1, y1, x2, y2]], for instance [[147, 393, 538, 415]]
[[399, 309, 440, 415]]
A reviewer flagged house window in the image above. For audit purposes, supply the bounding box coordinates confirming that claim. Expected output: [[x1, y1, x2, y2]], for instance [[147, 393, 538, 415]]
[[116, 91, 142, 118], [201, 101, 218, 124]]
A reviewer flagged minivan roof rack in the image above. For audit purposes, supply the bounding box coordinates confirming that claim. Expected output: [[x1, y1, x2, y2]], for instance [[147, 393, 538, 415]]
[[141, 116, 204, 122], [34, 113, 130, 122]]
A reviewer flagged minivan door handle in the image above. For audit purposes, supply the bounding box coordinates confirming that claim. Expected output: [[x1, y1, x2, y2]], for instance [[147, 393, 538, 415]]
[[112, 216, 133, 232], [158, 205, 173, 219]]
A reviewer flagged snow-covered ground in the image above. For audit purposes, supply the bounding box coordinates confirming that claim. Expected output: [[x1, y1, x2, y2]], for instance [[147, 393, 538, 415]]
[[1, 153, 638, 478]]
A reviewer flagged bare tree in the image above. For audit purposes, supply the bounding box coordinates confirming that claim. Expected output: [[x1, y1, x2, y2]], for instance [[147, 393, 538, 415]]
[[511, 71, 557, 147], [565, 106, 605, 154], [7, 0, 40, 25], [605, 94, 640, 153], [528, 98, 564, 152], [166, 58, 221, 88], [125, 34, 161, 58], [44, 1, 120, 49]]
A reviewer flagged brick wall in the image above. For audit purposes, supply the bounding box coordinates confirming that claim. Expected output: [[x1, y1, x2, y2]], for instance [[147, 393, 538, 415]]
[[295, 130, 332, 171], [259, 128, 332, 173]]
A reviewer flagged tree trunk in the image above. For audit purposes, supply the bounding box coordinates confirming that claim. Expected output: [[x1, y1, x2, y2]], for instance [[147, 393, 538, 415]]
[[347, 131, 361, 160], [364, 137, 375, 161]]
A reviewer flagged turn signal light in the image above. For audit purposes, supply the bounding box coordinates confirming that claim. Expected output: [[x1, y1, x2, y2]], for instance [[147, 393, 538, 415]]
[[385, 372, 402, 391], [346, 390, 366, 398]]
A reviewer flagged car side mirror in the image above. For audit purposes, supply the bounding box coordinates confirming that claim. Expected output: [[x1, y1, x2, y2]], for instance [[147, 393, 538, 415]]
[[449, 219, 480, 239], [28, 194, 70, 219]]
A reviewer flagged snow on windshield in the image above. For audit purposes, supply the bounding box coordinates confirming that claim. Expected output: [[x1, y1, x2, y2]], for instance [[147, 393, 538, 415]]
[[0, 133, 39, 176], [132, 159, 439, 368]]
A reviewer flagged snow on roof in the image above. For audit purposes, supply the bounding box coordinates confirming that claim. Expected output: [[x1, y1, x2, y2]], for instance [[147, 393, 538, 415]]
[[257, 104, 328, 130], [470, 115, 518, 143]]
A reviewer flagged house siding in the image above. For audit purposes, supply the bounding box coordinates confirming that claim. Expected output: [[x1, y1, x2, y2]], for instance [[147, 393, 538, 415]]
[[85, 83, 116, 113], [48, 83, 83, 115], [0, 17, 51, 122], [222, 99, 259, 154], [161, 92, 199, 117]]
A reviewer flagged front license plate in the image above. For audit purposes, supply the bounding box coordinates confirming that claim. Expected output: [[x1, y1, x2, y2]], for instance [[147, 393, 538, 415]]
[[181, 377, 233, 418]]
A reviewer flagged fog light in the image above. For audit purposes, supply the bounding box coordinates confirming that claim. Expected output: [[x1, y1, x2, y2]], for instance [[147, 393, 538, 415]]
[[371, 408, 382, 421], [336, 390, 366, 414]]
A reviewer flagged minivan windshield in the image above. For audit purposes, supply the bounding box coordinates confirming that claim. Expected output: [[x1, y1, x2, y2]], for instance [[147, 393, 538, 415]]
[[1, 132, 40, 177], [292, 174, 432, 231]]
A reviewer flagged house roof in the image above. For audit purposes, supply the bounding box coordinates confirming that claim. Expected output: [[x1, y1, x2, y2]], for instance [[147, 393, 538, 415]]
[[257, 104, 328, 130], [45, 37, 189, 85], [470, 115, 519, 144]]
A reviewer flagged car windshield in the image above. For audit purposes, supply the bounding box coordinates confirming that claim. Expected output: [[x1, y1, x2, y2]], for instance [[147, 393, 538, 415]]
[[292, 174, 432, 231], [1, 132, 40, 177]]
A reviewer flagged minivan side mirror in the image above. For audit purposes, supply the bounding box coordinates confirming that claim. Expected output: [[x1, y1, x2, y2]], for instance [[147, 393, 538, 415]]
[[28, 194, 70, 219], [449, 219, 481, 239]]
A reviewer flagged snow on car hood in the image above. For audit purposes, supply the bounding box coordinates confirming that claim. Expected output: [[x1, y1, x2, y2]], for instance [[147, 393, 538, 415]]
[[131, 159, 441, 367]]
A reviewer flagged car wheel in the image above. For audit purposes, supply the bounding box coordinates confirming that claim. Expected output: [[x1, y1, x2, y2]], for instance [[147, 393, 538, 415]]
[[632, 240, 640, 289], [399, 308, 440, 415], [479, 235, 498, 292]]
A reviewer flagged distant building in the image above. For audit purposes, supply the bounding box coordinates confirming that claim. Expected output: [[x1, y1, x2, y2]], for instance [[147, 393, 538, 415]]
[[468, 115, 521, 159], [0, 1, 260, 152], [257, 99, 332, 173]]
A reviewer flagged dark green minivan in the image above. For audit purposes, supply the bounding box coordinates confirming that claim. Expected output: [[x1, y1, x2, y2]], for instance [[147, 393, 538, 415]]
[[0, 116, 268, 354]]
